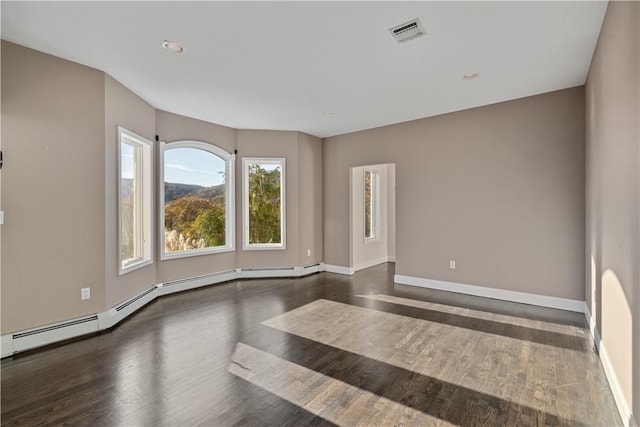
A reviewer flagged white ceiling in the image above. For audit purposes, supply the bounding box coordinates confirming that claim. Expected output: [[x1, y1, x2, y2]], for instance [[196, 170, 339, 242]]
[[1, 1, 607, 138]]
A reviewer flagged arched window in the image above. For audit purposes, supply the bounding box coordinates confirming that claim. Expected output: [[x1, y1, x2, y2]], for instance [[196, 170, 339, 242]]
[[160, 141, 235, 259]]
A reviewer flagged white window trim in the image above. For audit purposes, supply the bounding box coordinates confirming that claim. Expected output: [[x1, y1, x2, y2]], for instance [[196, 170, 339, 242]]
[[118, 127, 154, 275], [159, 140, 235, 260], [364, 168, 380, 244], [243, 157, 286, 250]]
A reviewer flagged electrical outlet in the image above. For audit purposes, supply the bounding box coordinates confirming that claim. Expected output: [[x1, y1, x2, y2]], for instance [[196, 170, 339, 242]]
[[449, 260, 456, 270], [81, 287, 91, 300], [306, 249, 311, 257]]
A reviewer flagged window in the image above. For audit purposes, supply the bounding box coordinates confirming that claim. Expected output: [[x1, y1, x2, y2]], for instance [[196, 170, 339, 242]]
[[118, 127, 153, 274], [364, 169, 377, 240], [160, 141, 235, 259], [243, 158, 286, 250]]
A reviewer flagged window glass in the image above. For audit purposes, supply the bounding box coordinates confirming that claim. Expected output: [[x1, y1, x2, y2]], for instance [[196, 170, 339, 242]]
[[161, 142, 234, 259], [364, 170, 374, 239], [119, 128, 153, 274], [244, 158, 285, 249]]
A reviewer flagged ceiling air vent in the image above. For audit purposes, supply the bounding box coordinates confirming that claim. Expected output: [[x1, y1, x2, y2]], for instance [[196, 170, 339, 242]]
[[389, 18, 425, 44]]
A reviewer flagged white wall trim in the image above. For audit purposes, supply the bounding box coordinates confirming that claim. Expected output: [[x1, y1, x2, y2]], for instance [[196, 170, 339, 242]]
[[584, 305, 636, 427], [325, 258, 395, 276], [353, 256, 391, 273], [394, 274, 586, 313], [324, 264, 355, 275], [1, 264, 324, 358], [1, 332, 15, 358]]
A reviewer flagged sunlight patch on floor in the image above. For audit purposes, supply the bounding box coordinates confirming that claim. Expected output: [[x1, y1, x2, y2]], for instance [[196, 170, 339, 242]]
[[356, 293, 585, 337], [261, 299, 606, 422], [228, 342, 453, 427]]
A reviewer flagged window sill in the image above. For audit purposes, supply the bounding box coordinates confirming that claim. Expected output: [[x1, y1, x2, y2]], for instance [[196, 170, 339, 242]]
[[119, 258, 153, 275], [243, 244, 286, 251], [161, 245, 235, 261]]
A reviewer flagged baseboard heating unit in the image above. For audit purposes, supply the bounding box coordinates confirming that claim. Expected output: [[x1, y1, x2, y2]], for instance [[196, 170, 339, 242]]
[[1, 263, 325, 358]]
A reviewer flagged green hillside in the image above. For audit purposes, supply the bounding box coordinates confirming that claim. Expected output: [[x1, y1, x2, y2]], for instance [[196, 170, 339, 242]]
[[164, 182, 225, 203]]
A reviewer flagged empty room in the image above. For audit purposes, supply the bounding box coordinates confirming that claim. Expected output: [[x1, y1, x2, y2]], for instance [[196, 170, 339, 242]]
[[1, 1, 638, 426]]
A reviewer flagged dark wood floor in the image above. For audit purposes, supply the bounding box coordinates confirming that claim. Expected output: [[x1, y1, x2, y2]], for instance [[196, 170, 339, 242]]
[[1, 263, 622, 426]]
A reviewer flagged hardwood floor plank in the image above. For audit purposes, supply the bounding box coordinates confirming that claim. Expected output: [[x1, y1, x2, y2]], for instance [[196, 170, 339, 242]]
[[1, 264, 622, 426]]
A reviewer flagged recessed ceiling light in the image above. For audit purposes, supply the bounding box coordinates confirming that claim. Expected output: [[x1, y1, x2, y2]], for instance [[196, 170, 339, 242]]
[[323, 112, 334, 118], [161, 40, 184, 53], [463, 73, 478, 79]]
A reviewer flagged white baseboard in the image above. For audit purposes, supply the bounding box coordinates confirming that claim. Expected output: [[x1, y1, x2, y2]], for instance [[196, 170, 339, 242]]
[[394, 274, 586, 313], [326, 258, 394, 276], [584, 305, 636, 427], [324, 264, 355, 275], [353, 256, 391, 273], [1, 334, 13, 358], [1, 263, 324, 358]]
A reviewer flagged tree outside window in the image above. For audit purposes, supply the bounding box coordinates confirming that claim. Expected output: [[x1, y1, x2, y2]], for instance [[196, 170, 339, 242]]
[[244, 158, 286, 249], [160, 142, 235, 259]]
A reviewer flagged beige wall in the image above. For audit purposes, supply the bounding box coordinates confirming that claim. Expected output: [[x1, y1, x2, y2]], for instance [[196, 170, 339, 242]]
[[0, 43, 319, 335], [104, 75, 157, 307], [325, 87, 586, 300], [585, 0, 640, 423], [387, 163, 396, 259], [155, 110, 238, 282], [297, 132, 323, 265], [1, 42, 327, 333], [1, 41, 106, 333]]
